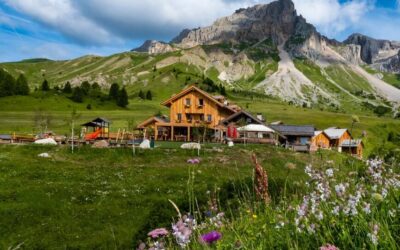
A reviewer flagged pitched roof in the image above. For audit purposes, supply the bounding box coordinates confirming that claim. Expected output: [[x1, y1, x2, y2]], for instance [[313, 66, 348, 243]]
[[137, 116, 170, 129], [237, 124, 275, 133], [92, 117, 111, 124], [161, 85, 236, 113], [341, 139, 363, 147], [220, 110, 264, 125], [324, 128, 349, 139], [270, 124, 315, 136]]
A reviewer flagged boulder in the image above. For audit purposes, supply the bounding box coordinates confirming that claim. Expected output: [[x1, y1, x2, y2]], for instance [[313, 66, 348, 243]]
[[38, 153, 50, 158], [139, 139, 151, 149], [92, 140, 109, 148], [180, 143, 201, 150], [34, 138, 57, 145]]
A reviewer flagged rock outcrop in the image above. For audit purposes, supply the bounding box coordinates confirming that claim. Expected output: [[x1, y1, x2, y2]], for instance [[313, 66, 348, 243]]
[[132, 40, 176, 54], [344, 33, 400, 64]]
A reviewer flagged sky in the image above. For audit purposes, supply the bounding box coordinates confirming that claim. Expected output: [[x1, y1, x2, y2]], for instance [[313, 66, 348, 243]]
[[0, 0, 400, 62]]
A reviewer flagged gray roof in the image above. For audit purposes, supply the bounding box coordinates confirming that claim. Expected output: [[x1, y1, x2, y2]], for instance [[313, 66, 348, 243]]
[[0, 134, 12, 140], [324, 128, 348, 139], [341, 139, 363, 147], [269, 124, 315, 136], [221, 110, 264, 125], [92, 117, 111, 124]]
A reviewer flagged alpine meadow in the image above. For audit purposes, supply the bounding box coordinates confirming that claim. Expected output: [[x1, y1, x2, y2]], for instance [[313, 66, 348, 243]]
[[0, 0, 399, 249]]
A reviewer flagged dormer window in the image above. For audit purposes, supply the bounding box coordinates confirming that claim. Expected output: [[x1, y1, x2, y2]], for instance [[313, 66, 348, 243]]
[[185, 98, 191, 107]]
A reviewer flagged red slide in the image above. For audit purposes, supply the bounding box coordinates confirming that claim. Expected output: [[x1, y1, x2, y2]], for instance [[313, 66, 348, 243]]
[[85, 128, 102, 140]]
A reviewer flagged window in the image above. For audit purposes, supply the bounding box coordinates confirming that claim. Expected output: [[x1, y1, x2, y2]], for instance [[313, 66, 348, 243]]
[[186, 114, 192, 122], [207, 114, 212, 122], [300, 137, 309, 145], [185, 98, 191, 106], [198, 98, 204, 107], [200, 114, 204, 121], [177, 113, 182, 121]]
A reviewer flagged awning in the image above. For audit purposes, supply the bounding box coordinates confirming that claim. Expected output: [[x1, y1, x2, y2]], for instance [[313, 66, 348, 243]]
[[237, 124, 275, 133]]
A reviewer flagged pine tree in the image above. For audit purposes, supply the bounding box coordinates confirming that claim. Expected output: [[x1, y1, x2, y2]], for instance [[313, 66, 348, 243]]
[[0, 69, 16, 97], [81, 81, 90, 95], [109, 83, 119, 100], [146, 90, 152, 100], [71, 87, 83, 103], [138, 90, 145, 99], [63, 81, 72, 93], [117, 87, 129, 107], [15, 74, 30, 95], [41, 79, 50, 91]]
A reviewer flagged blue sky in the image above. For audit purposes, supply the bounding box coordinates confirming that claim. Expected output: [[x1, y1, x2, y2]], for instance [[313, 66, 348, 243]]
[[0, 0, 399, 62]]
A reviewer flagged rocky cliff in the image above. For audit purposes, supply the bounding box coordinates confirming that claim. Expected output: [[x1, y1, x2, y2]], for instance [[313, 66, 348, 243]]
[[132, 40, 176, 54]]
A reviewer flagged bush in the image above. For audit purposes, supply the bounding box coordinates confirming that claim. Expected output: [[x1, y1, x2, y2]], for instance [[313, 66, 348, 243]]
[[41, 79, 50, 91], [373, 105, 391, 117]]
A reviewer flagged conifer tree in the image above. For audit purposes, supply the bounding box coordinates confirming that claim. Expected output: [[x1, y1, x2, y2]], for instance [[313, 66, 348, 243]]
[[117, 87, 129, 107], [71, 87, 83, 103], [0, 69, 16, 97], [15, 74, 30, 95], [109, 83, 119, 100], [63, 81, 72, 93], [41, 79, 50, 91], [146, 90, 152, 100]]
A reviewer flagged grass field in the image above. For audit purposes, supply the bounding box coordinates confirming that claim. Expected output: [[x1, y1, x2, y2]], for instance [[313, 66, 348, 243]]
[[1, 90, 399, 156], [0, 143, 353, 249]]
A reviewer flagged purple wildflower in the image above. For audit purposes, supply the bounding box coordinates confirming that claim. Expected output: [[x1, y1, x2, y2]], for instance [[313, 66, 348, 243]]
[[187, 158, 200, 164], [200, 231, 222, 244], [320, 244, 340, 250], [147, 228, 169, 238]]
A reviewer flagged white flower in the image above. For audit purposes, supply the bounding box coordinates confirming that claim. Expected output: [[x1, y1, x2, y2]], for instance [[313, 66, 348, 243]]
[[325, 168, 334, 177], [362, 203, 371, 214], [332, 206, 340, 215], [335, 183, 346, 197]]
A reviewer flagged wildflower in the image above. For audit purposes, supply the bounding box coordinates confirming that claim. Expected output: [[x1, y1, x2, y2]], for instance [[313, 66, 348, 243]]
[[372, 193, 383, 202], [325, 168, 334, 177], [286, 162, 297, 170], [332, 206, 340, 215], [368, 223, 380, 245], [200, 231, 222, 245], [252, 214, 258, 219], [251, 154, 270, 204], [362, 203, 371, 214], [148, 228, 169, 239], [320, 244, 340, 250], [187, 158, 200, 164], [335, 184, 346, 197]]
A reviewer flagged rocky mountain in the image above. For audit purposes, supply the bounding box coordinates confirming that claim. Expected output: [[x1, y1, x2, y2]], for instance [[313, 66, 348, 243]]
[[2, 0, 400, 113], [132, 40, 176, 54]]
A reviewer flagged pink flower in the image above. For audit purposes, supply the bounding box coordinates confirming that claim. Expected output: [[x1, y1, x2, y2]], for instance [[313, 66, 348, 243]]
[[320, 244, 339, 250], [187, 158, 200, 164], [147, 228, 169, 238]]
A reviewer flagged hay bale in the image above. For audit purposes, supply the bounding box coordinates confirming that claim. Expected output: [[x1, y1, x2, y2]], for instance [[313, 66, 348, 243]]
[[92, 140, 109, 148]]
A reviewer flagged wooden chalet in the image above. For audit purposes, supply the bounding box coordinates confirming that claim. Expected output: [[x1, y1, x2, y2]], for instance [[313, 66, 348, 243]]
[[137, 85, 239, 141], [324, 128, 352, 148], [311, 131, 330, 151], [341, 139, 364, 158], [270, 124, 315, 152]]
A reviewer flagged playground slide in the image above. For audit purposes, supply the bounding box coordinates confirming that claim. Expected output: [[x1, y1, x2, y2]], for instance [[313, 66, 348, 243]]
[[85, 128, 102, 140]]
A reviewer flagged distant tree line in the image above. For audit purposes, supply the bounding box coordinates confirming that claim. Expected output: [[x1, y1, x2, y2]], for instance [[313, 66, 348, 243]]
[[0, 69, 30, 97], [109, 83, 129, 107], [138, 89, 152, 100]]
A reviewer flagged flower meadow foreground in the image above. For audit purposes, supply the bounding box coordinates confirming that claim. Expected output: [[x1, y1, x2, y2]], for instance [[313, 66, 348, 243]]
[[137, 157, 399, 249]]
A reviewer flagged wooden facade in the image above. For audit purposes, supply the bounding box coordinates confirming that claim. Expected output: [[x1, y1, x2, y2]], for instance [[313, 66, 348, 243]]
[[341, 139, 364, 159], [324, 128, 352, 148], [311, 131, 330, 151], [137, 85, 237, 141]]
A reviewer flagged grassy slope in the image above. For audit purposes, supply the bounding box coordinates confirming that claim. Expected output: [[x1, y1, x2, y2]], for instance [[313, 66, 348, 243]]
[[363, 66, 400, 89], [0, 143, 351, 249]]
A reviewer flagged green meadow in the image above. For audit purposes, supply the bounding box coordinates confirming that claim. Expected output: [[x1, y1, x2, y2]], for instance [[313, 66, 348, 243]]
[[0, 143, 351, 249]]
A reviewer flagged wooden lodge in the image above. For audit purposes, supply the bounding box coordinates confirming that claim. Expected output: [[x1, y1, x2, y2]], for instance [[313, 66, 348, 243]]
[[137, 85, 239, 141], [341, 139, 364, 159], [324, 128, 352, 148]]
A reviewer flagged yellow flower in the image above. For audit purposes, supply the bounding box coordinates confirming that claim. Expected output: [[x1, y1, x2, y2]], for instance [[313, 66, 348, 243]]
[[252, 214, 258, 219], [246, 209, 251, 214]]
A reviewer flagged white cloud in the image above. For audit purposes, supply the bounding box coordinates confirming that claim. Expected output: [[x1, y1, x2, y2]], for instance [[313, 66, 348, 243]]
[[293, 0, 373, 37], [0, 0, 390, 46]]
